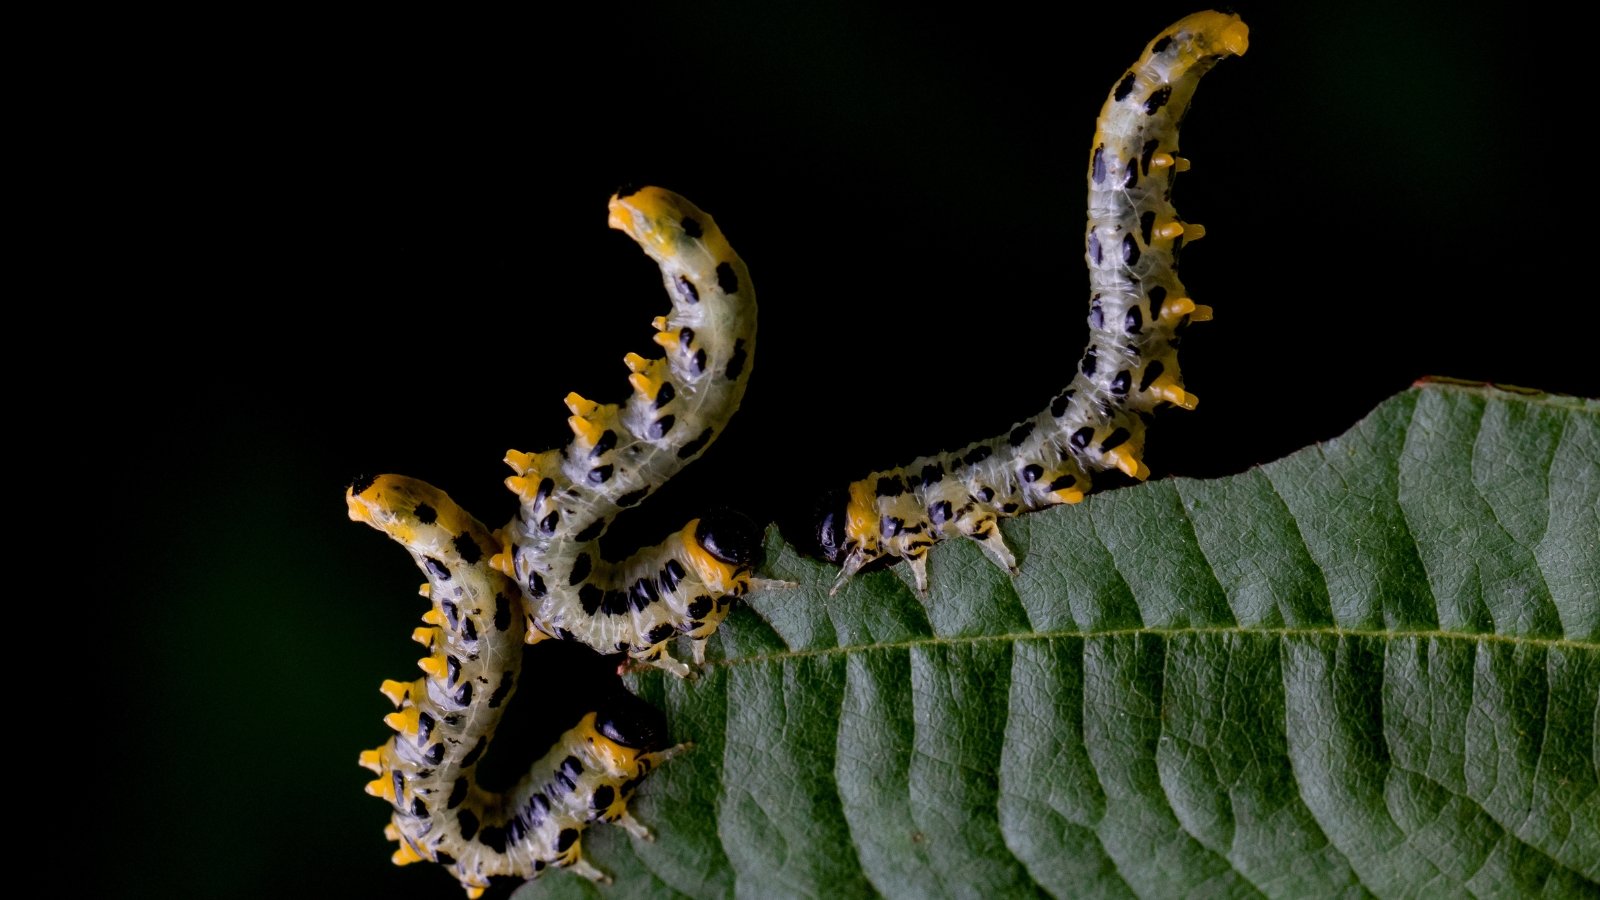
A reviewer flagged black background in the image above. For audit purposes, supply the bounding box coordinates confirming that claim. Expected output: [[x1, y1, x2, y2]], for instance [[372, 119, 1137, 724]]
[[94, 2, 1593, 897]]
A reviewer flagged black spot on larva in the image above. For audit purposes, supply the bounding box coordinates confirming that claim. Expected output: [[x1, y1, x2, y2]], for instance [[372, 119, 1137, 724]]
[[1090, 296, 1104, 330], [1021, 464, 1044, 483], [448, 777, 468, 809], [1126, 305, 1143, 334], [1140, 360, 1166, 392], [1091, 145, 1106, 184], [716, 261, 739, 294], [876, 476, 905, 497], [1100, 428, 1132, 452], [676, 427, 714, 460], [416, 712, 436, 743], [681, 216, 702, 238], [562, 756, 583, 778], [348, 473, 378, 496], [461, 735, 486, 767], [1147, 285, 1166, 319], [413, 502, 437, 524], [425, 557, 450, 580], [446, 655, 461, 685], [556, 627, 576, 641], [505, 815, 527, 846], [528, 792, 551, 820], [725, 338, 748, 380], [920, 463, 944, 484], [529, 572, 547, 598], [930, 500, 953, 526], [661, 558, 685, 592], [579, 583, 604, 616], [1140, 210, 1156, 246], [536, 477, 555, 503], [1121, 233, 1140, 267], [977, 486, 995, 503], [1141, 139, 1159, 175], [1145, 85, 1172, 115], [680, 327, 695, 348], [452, 533, 483, 565], [488, 675, 513, 709], [618, 486, 650, 506], [688, 595, 713, 619], [647, 623, 674, 644], [441, 600, 459, 629], [1001, 502, 1020, 514], [1009, 422, 1035, 447], [881, 516, 903, 537], [410, 797, 428, 818], [456, 809, 479, 840], [592, 785, 615, 810], [1113, 71, 1137, 101], [1048, 474, 1078, 492], [425, 743, 444, 765], [629, 577, 660, 611], [965, 446, 992, 465], [590, 429, 617, 458], [1124, 164, 1139, 189], [588, 464, 613, 484], [1088, 230, 1102, 265], [575, 518, 607, 541], [677, 276, 699, 304], [1081, 348, 1098, 377], [692, 348, 707, 373], [455, 682, 473, 706], [539, 511, 560, 534], [1111, 371, 1131, 396], [602, 589, 631, 616], [654, 382, 675, 409], [554, 770, 576, 793], [650, 414, 676, 439], [569, 553, 592, 585], [1051, 391, 1074, 417], [557, 828, 579, 852], [479, 824, 507, 854], [1151, 34, 1173, 54], [461, 617, 477, 641], [391, 770, 405, 799], [1071, 427, 1094, 449]]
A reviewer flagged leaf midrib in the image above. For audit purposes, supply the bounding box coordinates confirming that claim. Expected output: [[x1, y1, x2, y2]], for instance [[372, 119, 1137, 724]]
[[699, 624, 1599, 669]]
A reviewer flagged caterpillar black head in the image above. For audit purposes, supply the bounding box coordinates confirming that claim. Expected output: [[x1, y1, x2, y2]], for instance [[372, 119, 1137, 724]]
[[812, 487, 853, 565], [594, 690, 673, 753], [693, 508, 762, 568]]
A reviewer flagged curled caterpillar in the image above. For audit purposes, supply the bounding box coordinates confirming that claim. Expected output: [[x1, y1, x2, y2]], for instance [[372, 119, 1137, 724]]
[[490, 186, 784, 677], [351, 476, 686, 896], [815, 11, 1248, 594]]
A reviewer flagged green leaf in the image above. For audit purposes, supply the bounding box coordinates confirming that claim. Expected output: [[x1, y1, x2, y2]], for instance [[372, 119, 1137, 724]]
[[516, 382, 1599, 899]]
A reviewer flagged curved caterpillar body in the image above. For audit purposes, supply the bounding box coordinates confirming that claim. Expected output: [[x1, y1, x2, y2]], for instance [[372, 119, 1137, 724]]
[[351, 476, 686, 896], [816, 11, 1248, 594], [492, 186, 778, 676]]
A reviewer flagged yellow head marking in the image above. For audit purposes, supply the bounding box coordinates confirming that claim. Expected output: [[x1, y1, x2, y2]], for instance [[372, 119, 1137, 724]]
[[845, 480, 880, 547], [681, 519, 739, 589]]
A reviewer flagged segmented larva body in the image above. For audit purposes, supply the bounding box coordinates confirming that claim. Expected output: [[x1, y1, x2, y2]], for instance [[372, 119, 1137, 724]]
[[491, 186, 774, 676], [816, 11, 1248, 594], [350, 476, 685, 896]]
